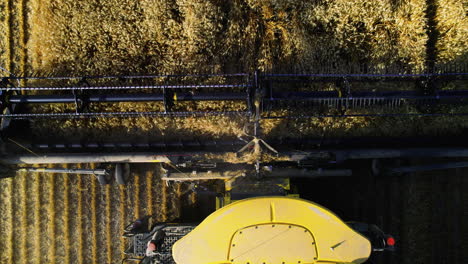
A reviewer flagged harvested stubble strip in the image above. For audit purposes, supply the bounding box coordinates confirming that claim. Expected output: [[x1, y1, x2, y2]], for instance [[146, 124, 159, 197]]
[[11, 171, 28, 264], [64, 170, 72, 264], [36, 166, 51, 264], [124, 173, 136, 229], [400, 171, 433, 264], [105, 184, 112, 264], [134, 167, 148, 219], [150, 170, 165, 222], [109, 183, 124, 262], [165, 183, 183, 221], [134, 173, 140, 219], [95, 176, 108, 264], [25, 170, 41, 264], [118, 184, 127, 260], [46, 168, 56, 264], [0, 177, 14, 263], [66, 168, 81, 264], [79, 168, 94, 264], [138, 169, 152, 218], [75, 172, 84, 264], [145, 168, 156, 229], [31, 170, 41, 264], [90, 166, 98, 264], [53, 167, 67, 264]]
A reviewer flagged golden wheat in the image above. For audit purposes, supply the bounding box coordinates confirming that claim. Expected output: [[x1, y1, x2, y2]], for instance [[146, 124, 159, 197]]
[[14, 171, 28, 264], [6, 0, 23, 75], [435, 0, 467, 64], [15, 0, 464, 144], [134, 173, 140, 219], [17, 0, 27, 75], [146, 171, 153, 216], [0, 0, 10, 69], [0, 1, 466, 263], [160, 181, 168, 222], [0, 177, 13, 263]]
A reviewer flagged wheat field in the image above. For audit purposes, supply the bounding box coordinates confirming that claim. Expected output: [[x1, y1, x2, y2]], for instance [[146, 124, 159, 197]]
[[0, 0, 467, 263], [0, 164, 194, 264]]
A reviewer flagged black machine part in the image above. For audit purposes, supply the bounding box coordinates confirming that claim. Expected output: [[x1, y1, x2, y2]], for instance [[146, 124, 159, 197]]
[[347, 222, 396, 252], [122, 219, 196, 264]]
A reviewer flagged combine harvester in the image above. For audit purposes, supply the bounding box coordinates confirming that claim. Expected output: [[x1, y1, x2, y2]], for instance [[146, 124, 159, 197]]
[[0, 64, 467, 263], [121, 186, 396, 264]]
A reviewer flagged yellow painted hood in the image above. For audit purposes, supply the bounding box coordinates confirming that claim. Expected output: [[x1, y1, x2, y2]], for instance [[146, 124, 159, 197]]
[[172, 197, 371, 264]]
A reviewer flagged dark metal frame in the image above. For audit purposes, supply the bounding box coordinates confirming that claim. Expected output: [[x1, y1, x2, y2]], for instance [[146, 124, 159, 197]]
[[1, 67, 467, 171], [0, 69, 467, 120]]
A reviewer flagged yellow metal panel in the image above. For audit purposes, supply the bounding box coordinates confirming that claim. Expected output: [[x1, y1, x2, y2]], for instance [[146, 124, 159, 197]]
[[172, 197, 371, 264], [229, 224, 317, 264]]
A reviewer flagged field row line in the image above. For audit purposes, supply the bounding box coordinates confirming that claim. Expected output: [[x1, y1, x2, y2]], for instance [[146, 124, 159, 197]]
[[0, 178, 13, 263], [105, 185, 112, 264], [63, 168, 70, 264], [119, 185, 126, 261], [77, 174, 84, 264], [89, 166, 97, 263]]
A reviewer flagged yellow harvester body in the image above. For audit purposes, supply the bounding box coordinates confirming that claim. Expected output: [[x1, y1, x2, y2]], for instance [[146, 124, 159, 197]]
[[172, 197, 371, 264]]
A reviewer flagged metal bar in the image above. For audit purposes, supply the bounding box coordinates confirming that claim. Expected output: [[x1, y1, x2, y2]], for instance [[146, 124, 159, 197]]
[[342, 148, 468, 159], [0, 152, 184, 164], [263, 113, 468, 119], [9, 137, 466, 154], [162, 170, 246, 181], [19, 167, 108, 175], [263, 76, 468, 84], [161, 168, 352, 181], [266, 168, 352, 177], [3, 71, 466, 82], [262, 72, 468, 78], [1, 84, 252, 91], [6, 148, 468, 165], [286, 148, 468, 161], [268, 90, 468, 100], [277, 136, 468, 148], [0, 111, 250, 119], [388, 162, 468, 174], [3, 73, 249, 80], [28, 140, 245, 150]]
